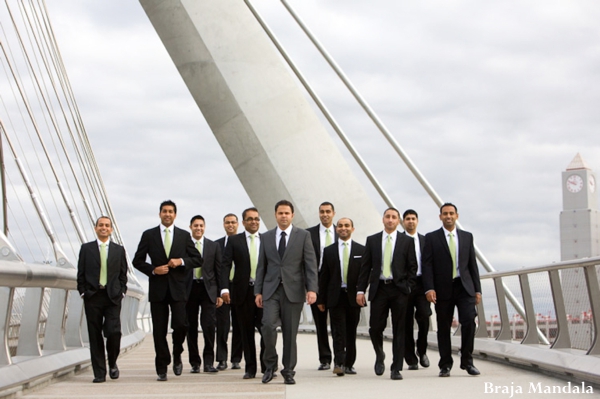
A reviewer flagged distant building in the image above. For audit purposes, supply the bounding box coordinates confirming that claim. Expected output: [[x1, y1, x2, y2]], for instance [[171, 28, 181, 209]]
[[559, 153, 600, 349]]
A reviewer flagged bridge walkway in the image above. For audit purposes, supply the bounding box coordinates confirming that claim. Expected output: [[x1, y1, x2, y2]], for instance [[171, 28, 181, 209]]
[[17, 332, 595, 399]]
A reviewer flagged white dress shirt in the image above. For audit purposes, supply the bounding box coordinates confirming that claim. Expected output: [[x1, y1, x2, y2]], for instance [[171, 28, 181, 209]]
[[276, 225, 292, 250]]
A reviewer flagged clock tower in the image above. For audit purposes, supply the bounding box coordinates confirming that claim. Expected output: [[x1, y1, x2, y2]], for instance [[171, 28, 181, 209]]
[[559, 153, 600, 348]]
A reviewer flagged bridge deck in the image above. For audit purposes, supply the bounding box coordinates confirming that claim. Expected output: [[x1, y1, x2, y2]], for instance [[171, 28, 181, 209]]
[[18, 332, 596, 399]]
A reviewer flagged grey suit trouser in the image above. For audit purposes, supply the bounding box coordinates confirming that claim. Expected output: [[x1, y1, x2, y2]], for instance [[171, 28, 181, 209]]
[[261, 284, 303, 376]]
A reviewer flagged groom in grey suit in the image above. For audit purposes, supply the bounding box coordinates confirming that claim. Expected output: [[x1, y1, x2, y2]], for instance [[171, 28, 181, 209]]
[[255, 200, 318, 385]]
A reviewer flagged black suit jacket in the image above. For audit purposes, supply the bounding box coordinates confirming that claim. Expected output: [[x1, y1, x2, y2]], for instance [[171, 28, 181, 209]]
[[307, 224, 338, 266], [318, 240, 365, 308], [132, 225, 202, 302], [77, 240, 128, 304], [357, 231, 418, 301], [188, 237, 221, 303], [216, 236, 231, 281], [403, 232, 426, 272], [421, 227, 481, 300], [221, 232, 259, 305]]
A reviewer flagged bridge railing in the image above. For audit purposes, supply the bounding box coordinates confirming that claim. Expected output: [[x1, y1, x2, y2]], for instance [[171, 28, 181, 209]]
[[0, 260, 146, 396], [469, 256, 600, 384], [476, 257, 600, 352]]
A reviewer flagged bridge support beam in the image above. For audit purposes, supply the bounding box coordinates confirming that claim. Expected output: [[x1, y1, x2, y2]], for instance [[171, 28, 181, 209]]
[[139, 0, 381, 233]]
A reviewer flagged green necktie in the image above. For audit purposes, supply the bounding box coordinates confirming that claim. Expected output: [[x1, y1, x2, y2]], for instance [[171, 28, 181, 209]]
[[195, 240, 202, 279], [250, 234, 258, 279], [383, 235, 392, 279], [449, 232, 457, 279], [325, 228, 333, 247], [342, 241, 349, 284], [164, 228, 172, 257], [99, 242, 107, 286]]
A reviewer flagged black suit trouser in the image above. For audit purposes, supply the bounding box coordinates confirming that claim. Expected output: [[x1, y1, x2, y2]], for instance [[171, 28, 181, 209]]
[[234, 283, 266, 375], [216, 303, 243, 363], [435, 278, 477, 370], [150, 289, 188, 374], [185, 280, 216, 367], [368, 282, 407, 372], [310, 301, 332, 364], [84, 290, 122, 379], [328, 289, 361, 368], [404, 276, 432, 366]]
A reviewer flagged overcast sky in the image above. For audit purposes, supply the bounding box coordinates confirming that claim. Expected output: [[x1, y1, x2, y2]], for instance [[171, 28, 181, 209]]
[[2, 0, 600, 276]]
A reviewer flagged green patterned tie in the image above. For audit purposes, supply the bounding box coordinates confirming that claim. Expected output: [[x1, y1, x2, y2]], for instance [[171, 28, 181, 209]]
[[449, 232, 457, 279], [250, 234, 258, 279], [383, 235, 392, 279], [195, 240, 202, 279], [342, 241, 349, 284], [164, 228, 172, 257], [325, 228, 333, 247], [99, 242, 107, 286]]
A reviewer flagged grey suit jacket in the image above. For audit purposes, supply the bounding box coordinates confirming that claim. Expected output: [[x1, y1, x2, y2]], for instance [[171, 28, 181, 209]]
[[254, 226, 318, 303]]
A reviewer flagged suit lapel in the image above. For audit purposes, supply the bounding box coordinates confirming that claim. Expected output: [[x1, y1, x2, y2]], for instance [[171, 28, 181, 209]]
[[283, 227, 300, 261], [457, 229, 469, 266], [437, 228, 452, 259], [373, 232, 383, 271], [331, 242, 342, 285], [106, 242, 116, 277], [418, 233, 425, 252]]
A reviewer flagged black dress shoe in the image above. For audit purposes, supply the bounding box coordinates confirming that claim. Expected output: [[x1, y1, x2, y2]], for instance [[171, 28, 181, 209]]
[[243, 372, 256, 379], [157, 373, 168, 381], [318, 362, 330, 370], [93, 377, 105, 383], [173, 362, 183, 376], [391, 370, 403, 380], [332, 365, 345, 376], [439, 367, 451, 377], [283, 374, 296, 385], [374, 361, 385, 376], [262, 369, 274, 383], [462, 365, 481, 376], [419, 352, 430, 368], [217, 361, 228, 371], [344, 367, 357, 375], [109, 365, 119, 379], [407, 364, 418, 371], [232, 362, 241, 369], [204, 366, 219, 373], [190, 365, 200, 374]]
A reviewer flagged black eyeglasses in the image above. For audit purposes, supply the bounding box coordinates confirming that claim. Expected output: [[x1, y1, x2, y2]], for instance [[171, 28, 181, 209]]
[[244, 217, 260, 222]]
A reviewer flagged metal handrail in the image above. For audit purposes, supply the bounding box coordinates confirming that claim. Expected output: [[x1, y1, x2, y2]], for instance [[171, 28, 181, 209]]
[[480, 256, 600, 279], [477, 256, 600, 356], [0, 259, 145, 395]]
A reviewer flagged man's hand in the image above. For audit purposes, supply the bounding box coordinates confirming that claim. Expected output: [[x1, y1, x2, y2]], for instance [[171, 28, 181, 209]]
[[221, 292, 231, 304], [426, 290, 437, 304], [154, 265, 169, 275], [168, 258, 183, 268], [317, 304, 325, 312], [255, 294, 263, 308], [306, 291, 317, 305], [356, 293, 366, 307], [475, 292, 482, 305], [216, 297, 223, 308]]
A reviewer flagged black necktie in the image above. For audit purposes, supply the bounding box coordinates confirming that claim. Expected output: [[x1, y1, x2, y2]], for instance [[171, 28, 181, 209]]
[[278, 231, 287, 259]]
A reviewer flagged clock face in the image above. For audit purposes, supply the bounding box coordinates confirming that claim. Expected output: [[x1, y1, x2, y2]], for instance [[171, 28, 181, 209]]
[[590, 175, 596, 193], [566, 174, 584, 193]]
